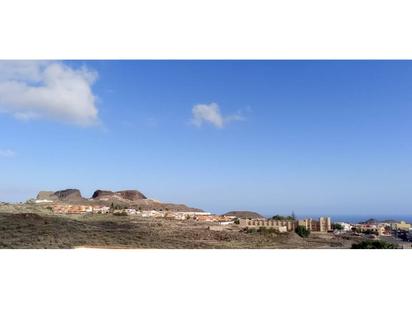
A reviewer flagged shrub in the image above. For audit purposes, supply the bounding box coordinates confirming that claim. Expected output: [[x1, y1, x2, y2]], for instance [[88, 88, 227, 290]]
[[244, 227, 278, 235], [352, 240, 398, 249], [295, 225, 310, 238], [272, 214, 295, 221], [258, 227, 278, 235], [363, 229, 378, 236], [332, 223, 343, 230], [245, 228, 257, 234]]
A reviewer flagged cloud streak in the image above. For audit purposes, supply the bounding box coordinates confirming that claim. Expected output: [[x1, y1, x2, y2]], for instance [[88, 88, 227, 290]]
[[0, 61, 99, 126], [191, 102, 244, 128], [0, 149, 15, 158]]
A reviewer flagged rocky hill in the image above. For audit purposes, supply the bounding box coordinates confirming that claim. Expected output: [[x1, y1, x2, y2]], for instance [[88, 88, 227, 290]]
[[223, 211, 265, 219], [36, 191, 58, 201], [33, 188, 202, 212], [36, 189, 84, 202], [54, 189, 84, 201], [359, 218, 378, 224], [92, 190, 147, 201], [91, 189, 202, 212]]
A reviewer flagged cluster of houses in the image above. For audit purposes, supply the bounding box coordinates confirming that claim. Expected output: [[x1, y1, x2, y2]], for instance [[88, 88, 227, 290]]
[[51, 204, 111, 214], [114, 209, 236, 224], [49, 204, 236, 224], [326, 220, 412, 244], [238, 217, 412, 240], [45, 203, 412, 240], [339, 220, 412, 239]]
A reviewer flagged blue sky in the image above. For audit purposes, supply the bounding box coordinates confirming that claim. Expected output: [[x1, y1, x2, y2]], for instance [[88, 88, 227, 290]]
[[1, 60, 412, 216]]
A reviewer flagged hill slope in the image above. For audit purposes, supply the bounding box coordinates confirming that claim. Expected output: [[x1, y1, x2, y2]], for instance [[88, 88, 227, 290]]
[[224, 211, 265, 219]]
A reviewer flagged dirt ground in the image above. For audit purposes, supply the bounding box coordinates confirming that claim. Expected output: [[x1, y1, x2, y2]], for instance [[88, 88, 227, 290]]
[[0, 210, 357, 249]]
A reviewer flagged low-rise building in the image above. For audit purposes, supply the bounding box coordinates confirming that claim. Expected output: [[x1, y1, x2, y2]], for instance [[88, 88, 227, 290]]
[[239, 218, 296, 232], [391, 221, 411, 231], [195, 215, 216, 222], [357, 224, 378, 234], [184, 212, 212, 219], [334, 222, 352, 232], [377, 224, 392, 236], [125, 208, 138, 215], [195, 215, 235, 223], [218, 221, 234, 225], [141, 210, 164, 218], [52, 204, 93, 214], [163, 211, 213, 220], [34, 199, 54, 204], [51, 204, 68, 214], [91, 205, 111, 214], [66, 205, 92, 214], [164, 212, 186, 220]]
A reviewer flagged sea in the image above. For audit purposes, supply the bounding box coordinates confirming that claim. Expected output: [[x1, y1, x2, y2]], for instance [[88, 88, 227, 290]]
[[263, 214, 412, 224]]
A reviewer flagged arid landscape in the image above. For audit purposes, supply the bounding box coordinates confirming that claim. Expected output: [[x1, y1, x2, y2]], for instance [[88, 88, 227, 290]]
[[1, 15, 411, 309], [0, 211, 360, 249], [0, 188, 386, 249]]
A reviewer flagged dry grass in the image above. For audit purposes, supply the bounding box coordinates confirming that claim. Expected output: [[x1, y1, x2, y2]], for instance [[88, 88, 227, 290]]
[[0, 212, 353, 249]]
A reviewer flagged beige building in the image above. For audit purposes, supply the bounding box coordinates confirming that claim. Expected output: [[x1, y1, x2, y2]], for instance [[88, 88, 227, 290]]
[[298, 217, 331, 232], [239, 218, 296, 232], [390, 221, 411, 231]]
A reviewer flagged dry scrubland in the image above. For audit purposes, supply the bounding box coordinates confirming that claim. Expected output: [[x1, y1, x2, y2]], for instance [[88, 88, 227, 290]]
[[0, 205, 356, 249]]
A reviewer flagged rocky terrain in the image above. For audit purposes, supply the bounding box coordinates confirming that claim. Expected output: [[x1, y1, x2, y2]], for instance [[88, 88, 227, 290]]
[[31, 188, 203, 212], [92, 189, 147, 201], [0, 188, 377, 249], [37, 189, 84, 202]]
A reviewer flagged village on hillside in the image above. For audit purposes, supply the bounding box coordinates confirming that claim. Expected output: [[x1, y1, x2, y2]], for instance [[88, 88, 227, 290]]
[[1, 188, 411, 249]]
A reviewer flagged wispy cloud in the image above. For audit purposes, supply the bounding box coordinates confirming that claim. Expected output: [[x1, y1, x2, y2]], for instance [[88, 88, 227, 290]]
[[190, 102, 245, 128], [0, 61, 99, 126], [0, 149, 15, 158]]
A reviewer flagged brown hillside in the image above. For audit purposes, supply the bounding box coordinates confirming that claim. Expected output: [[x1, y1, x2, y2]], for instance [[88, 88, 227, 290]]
[[224, 211, 265, 219]]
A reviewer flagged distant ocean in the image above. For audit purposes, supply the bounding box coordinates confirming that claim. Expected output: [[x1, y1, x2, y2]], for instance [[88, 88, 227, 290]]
[[327, 215, 412, 224], [262, 214, 412, 224]]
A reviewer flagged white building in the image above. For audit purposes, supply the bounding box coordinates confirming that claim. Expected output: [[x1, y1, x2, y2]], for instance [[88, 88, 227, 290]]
[[218, 221, 234, 225], [141, 210, 164, 218], [34, 199, 54, 204], [335, 222, 352, 232], [125, 208, 138, 215]]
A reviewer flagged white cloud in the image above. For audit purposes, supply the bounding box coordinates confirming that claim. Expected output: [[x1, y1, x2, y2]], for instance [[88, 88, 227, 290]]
[[0, 149, 15, 158], [0, 61, 99, 126], [191, 102, 244, 128]]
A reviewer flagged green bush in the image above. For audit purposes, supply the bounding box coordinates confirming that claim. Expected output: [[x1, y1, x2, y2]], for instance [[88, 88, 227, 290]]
[[362, 229, 378, 236], [257, 227, 278, 235], [352, 240, 398, 249], [245, 227, 278, 235], [244, 228, 256, 234], [272, 214, 295, 221], [295, 225, 310, 238]]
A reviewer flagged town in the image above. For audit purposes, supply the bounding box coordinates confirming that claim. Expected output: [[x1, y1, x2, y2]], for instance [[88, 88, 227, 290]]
[[24, 192, 412, 247], [1, 188, 411, 249]]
